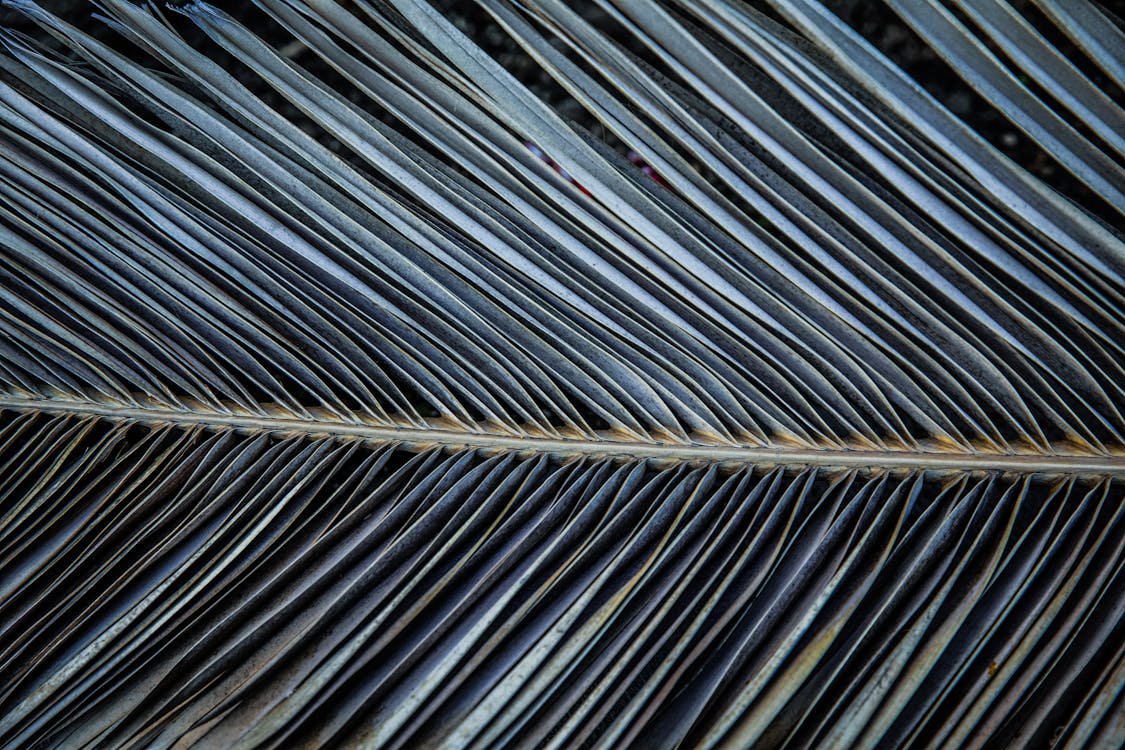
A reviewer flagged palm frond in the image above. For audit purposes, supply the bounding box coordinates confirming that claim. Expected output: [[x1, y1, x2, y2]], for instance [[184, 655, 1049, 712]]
[[0, 0, 1122, 747]]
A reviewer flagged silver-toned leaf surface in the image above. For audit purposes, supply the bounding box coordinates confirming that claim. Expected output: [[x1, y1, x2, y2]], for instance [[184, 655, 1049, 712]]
[[0, 413, 1121, 748], [0, 0, 1122, 747]]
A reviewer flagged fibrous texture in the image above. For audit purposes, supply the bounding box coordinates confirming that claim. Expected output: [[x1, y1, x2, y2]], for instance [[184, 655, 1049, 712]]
[[0, 0, 1122, 747]]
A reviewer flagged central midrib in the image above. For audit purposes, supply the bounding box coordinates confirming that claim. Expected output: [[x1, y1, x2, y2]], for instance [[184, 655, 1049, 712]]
[[4, 396, 1123, 476]]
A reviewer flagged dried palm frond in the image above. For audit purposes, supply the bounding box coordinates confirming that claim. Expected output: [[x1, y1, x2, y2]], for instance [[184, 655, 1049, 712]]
[[0, 0, 1122, 747]]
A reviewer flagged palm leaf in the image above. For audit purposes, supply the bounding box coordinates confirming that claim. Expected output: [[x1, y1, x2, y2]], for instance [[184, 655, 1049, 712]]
[[0, 0, 1121, 747]]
